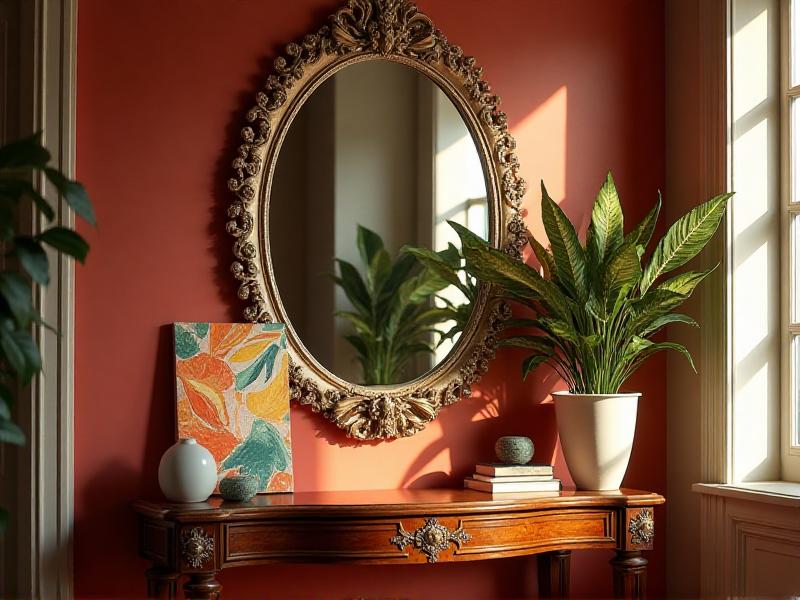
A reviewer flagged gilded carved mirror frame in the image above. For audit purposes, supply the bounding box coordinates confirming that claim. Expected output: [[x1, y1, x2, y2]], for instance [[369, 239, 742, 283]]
[[226, 0, 527, 440]]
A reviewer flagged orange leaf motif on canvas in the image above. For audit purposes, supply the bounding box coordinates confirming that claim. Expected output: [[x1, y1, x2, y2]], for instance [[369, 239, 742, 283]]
[[177, 398, 239, 464], [176, 353, 235, 430], [267, 471, 293, 492], [210, 324, 253, 358]]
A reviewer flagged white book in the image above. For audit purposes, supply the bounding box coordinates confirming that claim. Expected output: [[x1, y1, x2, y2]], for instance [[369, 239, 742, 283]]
[[472, 473, 555, 483], [464, 477, 562, 494], [475, 463, 554, 477]]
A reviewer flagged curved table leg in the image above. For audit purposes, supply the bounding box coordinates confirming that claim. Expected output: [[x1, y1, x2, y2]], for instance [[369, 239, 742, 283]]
[[183, 573, 222, 600], [611, 550, 647, 599], [537, 550, 571, 598], [145, 565, 179, 599]]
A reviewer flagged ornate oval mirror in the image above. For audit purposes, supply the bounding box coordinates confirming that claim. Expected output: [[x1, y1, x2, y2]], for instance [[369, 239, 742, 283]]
[[226, 0, 526, 440]]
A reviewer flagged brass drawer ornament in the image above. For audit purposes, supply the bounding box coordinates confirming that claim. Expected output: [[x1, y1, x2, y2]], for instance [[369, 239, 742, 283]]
[[181, 527, 214, 568], [390, 517, 471, 563], [628, 508, 655, 545]]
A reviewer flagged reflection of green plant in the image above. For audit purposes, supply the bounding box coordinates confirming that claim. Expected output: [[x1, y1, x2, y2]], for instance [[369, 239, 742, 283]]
[[333, 225, 454, 385], [452, 172, 733, 393], [402, 243, 478, 347], [0, 132, 95, 530]]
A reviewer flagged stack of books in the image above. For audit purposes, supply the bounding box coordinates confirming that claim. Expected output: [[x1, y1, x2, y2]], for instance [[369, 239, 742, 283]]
[[464, 462, 561, 494]]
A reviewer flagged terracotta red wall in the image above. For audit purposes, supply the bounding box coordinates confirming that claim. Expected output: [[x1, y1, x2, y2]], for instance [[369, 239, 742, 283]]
[[75, 1, 665, 597]]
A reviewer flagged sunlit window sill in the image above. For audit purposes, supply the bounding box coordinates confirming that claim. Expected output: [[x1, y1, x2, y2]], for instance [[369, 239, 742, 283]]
[[692, 482, 800, 508]]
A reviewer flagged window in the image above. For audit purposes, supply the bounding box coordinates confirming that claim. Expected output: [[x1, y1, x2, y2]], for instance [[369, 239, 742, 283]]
[[782, 0, 800, 478]]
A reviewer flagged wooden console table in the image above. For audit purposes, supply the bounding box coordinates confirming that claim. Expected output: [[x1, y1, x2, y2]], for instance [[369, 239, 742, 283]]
[[133, 488, 664, 599]]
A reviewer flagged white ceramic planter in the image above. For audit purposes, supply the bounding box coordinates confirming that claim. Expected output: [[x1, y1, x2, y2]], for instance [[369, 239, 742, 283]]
[[158, 438, 217, 502], [552, 392, 640, 491]]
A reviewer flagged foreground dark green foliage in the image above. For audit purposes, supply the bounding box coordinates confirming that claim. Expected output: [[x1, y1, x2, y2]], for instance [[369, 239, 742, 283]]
[[451, 172, 732, 394], [0, 132, 95, 529]]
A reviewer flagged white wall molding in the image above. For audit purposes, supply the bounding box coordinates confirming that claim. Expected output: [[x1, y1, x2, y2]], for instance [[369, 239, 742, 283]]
[[697, 489, 800, 597], [665, 0, 730, 596], [699, 0, 733, 486], [0, 0, 77, 598]]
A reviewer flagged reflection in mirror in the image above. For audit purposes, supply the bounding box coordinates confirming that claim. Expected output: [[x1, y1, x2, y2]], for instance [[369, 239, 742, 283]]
[[270, 60, 488, 386]]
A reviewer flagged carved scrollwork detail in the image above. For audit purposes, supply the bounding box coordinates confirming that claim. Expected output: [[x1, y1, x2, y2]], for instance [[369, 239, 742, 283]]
[[390, 518, 471, 563], [331, 0, 439, 59], [181, 527, 214, 569], [227, 0, 526, 440], [628, 508, 655, 546]]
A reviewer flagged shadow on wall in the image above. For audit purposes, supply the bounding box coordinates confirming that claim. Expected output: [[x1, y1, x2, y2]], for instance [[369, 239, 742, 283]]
[[401, 346, 562, 488]]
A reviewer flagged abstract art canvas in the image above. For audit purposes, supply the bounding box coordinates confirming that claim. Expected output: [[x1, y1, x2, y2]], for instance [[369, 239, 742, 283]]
[[173, 323, 293, 493]]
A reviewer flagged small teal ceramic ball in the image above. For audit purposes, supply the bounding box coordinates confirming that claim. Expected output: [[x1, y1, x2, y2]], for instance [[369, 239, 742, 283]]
[[494, 436, 534, 465], [219, 474, 259, 502]]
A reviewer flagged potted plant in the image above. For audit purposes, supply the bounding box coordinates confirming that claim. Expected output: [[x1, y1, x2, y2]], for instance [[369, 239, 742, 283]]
[[332, 224, 459, 385], [450, 173, 732, 490]]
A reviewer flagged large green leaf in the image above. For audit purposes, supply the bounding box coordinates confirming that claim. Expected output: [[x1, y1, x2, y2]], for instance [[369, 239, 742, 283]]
[[401, 268, 449, 305], [640, 313, 698, 336], [640, 193, 732, 292], [0, 384, 11, 420], [527, 232, 556, 280], [628, 289, 689, 335], [0, 272, 33, 326], [357, 225, 383, 268], [0, 419, 25, 446], [535, 316, 579, 342], [522, 354, 551, 380], [43, 168, 96, 226], [602, 240, 641, 312], [0, 326, 41, 383], [14, 237, 50, 285], [540, 182, 588, 301], [629, 340, 696, 373], [449, 220, 570, 317], [402, 246, 464, 290], [37, 227, 89, 263], [335, 311, 372, 336], [498, 335, 554, 353], [657, 267, 715, 297], [625, 194, 661, 251], [0, 132, 49, 169], [366, 248, 391, 297], [378, 253, 417, 306], [0, 179, 55, 221], [587, 172, 624, 268], [334, 259, 370, 315]]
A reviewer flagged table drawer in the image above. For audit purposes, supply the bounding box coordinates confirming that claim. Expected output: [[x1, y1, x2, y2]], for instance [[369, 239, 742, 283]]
[[222, 508, 617, 565]]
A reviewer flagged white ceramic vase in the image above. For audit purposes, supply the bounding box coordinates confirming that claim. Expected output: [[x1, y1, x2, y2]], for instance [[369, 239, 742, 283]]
[[552, 392, 640, 491], [158, 438, 217, 502]]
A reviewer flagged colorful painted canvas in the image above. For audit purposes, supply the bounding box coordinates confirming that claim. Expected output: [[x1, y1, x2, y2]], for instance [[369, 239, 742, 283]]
[[173, 323, 293, 493]]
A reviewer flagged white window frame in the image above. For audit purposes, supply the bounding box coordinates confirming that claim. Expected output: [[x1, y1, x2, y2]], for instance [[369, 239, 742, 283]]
[[781, 0, 800, 480]]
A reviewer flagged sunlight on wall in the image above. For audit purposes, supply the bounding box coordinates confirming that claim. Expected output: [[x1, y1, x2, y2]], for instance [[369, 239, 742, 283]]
[[734, 9, 770, 120], [432, 89, 487, 364], [731, 1, 781, 482], [512, 86, 568, 238]]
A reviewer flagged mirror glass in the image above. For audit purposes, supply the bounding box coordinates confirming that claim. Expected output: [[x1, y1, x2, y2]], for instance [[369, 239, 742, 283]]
[[270, 60, 488, 386]]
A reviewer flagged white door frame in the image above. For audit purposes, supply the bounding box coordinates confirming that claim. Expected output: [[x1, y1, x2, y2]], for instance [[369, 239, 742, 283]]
[[0, 0, 77, 597]]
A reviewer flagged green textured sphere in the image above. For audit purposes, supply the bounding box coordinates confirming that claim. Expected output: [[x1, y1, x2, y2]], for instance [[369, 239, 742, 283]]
[[219, 474, 259, 502], [494, 436, 534, 465]]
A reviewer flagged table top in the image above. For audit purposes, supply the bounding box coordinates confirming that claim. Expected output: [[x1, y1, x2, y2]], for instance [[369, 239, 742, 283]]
[[133, 488, 665, 522]]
